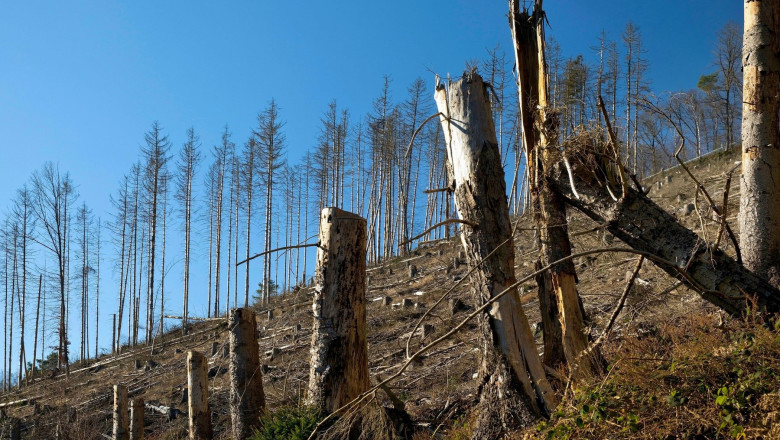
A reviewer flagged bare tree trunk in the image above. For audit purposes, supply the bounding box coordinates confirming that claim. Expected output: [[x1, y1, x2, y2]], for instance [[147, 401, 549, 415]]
[[130, 398, 144, 440], [32, 274, 41, 380], [228, 308, 265, 440], [306, 208, 369, 413], [434, 73, 555, 438], [187, 351, 212, 440], [113, 384, 129, 440], [739, 0, 780, 288]]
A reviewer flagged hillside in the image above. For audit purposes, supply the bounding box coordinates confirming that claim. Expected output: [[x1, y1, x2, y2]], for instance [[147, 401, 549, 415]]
[[1, 147, 778, 439]]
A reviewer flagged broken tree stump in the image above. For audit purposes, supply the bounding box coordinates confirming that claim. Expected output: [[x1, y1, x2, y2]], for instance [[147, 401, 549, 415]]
[[113, 385, 129, 440], [130, 398, 144, 440], [306, 207, 370, 413], [435, 71, 556, 437], [187, 351, 212, 440], [229, 308, 265, 440]]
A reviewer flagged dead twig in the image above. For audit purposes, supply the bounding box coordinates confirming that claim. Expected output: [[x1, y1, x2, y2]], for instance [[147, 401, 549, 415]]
[[399, 219, 477, 247]]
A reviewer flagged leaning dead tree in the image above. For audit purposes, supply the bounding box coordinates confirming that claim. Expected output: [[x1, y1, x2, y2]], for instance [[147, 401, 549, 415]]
[[434, 72, 555, 438], [509, 0, 601, 377], [306, 207, 370, 413], [550, 132, 780, 314], [229, 308, 265, 440]]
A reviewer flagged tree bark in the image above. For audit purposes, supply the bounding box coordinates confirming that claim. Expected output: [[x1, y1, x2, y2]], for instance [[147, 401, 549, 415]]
[[550, 150, 780, 314], [434, 72, 556, 438], [739, 0, 780, 288], [113, 384, 128, 440], [187, 351, 212, 440], [509, 0, 601, 377], [229, 308, 265, 440], [130, 398, 144, 440], [306, 207, 370, 413]]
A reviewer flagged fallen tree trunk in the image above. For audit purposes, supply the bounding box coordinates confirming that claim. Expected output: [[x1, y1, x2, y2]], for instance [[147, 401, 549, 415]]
[[550, 144, 780, 315]]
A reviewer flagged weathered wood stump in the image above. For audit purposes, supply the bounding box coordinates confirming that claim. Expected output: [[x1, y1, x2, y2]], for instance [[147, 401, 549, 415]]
[[113, 385, 129, 440], [130, 398, 144, 440], [229, 308, 265, 440], [306, 207, 370, 413], [187, 351, 212, 440]]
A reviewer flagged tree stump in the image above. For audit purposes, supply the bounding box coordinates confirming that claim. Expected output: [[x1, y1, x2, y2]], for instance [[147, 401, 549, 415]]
[[187, 351, 212, 440], [130, 398, 144, 440], [113, 385, 129, 440], [229, 308, 265, 440], [435, 72, 555, 436], [306, 208, 370, 413]]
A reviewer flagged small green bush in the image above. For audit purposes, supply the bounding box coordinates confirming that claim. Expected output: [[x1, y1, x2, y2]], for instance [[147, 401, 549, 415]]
[[251, 406, 323, 440]]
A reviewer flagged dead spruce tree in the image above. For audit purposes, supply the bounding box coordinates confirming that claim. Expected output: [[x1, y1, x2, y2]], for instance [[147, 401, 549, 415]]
[[229, 308, 265, 440], [739, 0, 780, 288], [509, 0, 602, 377], [176, 128, 201, 334], [434, 72, 555, 438], [306, 208, 370, 413]]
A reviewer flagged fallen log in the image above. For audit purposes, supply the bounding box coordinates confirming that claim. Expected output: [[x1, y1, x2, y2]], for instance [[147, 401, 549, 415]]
[[550, 138, 780, 315]]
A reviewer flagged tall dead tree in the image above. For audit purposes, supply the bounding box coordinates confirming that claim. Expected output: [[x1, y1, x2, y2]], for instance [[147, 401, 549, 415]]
[[241, 137, 257, 307], [228, 308, 264, 440], [255, 100, 286, 304], [434, 73, 555, 438], [509, 0, 601, 377], [177, 128, 200, 334], [31, 163, 75, 375], [306, 208, 369, 413], [739, 0, 780, 288], [142, 122, 170, 342]]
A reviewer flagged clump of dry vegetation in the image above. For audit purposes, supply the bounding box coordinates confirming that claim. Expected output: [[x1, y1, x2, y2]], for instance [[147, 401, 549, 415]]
[[529, 314, 780, 439]]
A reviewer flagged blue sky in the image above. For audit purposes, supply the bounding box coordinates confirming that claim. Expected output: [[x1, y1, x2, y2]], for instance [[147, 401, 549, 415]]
[[0, 1, 741, 361]]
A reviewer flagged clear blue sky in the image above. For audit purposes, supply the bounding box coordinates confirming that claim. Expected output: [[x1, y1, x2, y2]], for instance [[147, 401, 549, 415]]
[[0, 1, 740, 361]]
